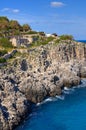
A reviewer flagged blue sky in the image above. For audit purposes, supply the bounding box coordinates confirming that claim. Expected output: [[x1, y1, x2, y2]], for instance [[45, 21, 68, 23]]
[[0, 0, 86, 39]]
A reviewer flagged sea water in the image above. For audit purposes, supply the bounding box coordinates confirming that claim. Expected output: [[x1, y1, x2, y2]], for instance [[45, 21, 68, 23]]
[[16, 80, 86, 130], [77, 40, 86, 43]]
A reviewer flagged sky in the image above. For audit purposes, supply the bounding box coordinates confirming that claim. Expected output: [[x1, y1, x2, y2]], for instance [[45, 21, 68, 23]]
[[0, 0, 86, 39]]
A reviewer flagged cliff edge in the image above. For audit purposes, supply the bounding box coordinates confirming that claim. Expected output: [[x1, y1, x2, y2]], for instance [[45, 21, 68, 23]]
[[0, 40, 86, 130]]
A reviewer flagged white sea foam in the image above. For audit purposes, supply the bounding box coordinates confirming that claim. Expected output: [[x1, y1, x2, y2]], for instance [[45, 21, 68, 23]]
[[36, 103, 41, 106], [63, 86, 75, 95], [63, 90, 70, 94], [56, 95, 65, 100], [36, 95, 65, 106], [36, 97, 57, 106], [73, 79, 86, 88], [43, 97, 57, 103], [80, 79, 86, 87], [36, 80, 86, 106], [63, 79, 86, 93], [44, 97, 54, 102], [64, 87, 70, 91]]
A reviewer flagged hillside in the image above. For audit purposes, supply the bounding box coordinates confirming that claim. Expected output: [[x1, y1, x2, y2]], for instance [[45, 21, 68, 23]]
[[0, 17, 75, 64]]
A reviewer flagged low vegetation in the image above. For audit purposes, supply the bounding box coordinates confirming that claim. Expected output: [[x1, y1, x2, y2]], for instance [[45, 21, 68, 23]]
[[0, 57, 6, 63], [0, 38, 13, 48], [0, 16, 31, 37], [0, 50, 7, 56], [31, 36, 55, 47], [0, 16, 75, 63], [59, 35, 74, 40], [25, 31, 38, 35], [38, 32, 45, 36]]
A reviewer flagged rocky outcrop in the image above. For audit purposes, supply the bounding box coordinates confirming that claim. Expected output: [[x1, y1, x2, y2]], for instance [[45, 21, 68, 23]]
[[0, 41, 86, 129], [0, 74, 31, 130], [3, 50, 17, 60]]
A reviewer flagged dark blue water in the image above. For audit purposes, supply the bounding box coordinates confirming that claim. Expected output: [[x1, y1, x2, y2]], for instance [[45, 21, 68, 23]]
[[16, 80, 86, 130], [77, 40, 86, 43]]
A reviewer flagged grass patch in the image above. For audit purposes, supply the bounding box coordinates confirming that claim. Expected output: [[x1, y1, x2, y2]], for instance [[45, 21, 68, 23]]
[[54, 39, 61, 45], [0, 58, 6, 63], [0, 38, 13, 49], [24, 31, 38, 35], [0, 50, 8, 56], [59, 35, 74, 40], [31, 36, 55, 47]]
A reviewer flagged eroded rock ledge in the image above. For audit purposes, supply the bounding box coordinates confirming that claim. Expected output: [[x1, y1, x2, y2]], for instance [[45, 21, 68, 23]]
[[0, 41, 86, 130]]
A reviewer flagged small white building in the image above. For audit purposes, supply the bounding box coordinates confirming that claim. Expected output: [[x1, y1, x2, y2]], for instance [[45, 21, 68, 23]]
[[46, 33, 52, 37], [46, 33, 58, 38]]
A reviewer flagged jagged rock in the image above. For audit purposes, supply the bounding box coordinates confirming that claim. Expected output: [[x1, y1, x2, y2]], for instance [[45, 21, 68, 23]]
[[0, 41, 86, 129], [78, 66, 86, 78]]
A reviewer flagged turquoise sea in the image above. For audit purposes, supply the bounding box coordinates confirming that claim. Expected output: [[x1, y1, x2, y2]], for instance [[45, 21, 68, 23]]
[[16, 80, 86, 130]]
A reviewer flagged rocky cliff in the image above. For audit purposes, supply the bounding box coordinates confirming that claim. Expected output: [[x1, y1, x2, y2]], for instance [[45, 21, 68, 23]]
[[0, 40, 86, 130]]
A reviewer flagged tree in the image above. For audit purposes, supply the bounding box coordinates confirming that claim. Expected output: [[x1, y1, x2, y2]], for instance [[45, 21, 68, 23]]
[[0, 17, 9, 36], [0, 17, 9, 30], [9, 20, 21, 30], [0, 16, 32, 36], [22, 24, 31, 32], [9, 20, 21, 35]]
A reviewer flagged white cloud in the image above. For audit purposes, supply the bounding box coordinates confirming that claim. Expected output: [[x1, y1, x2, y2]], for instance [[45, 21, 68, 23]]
[[51, 2, 65, 7], [1, 8, 20, 13], [12, 9, 20, 13], [1, 8, 10, 12]]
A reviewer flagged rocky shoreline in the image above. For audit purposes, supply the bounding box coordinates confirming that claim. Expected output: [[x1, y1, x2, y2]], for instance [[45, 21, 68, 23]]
[[0, 40, 86, 130]]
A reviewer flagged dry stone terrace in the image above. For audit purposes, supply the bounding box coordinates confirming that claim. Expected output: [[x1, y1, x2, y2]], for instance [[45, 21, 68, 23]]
[[9, 35, 34, 47]]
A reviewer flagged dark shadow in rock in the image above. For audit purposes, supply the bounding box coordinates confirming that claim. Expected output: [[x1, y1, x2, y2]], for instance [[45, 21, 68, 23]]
[[9, 78, 16, 84], [0, 120, 3, 130], [21, 59, 28, 71], [0, 105, 9, 120], [13, 85, 19, 92], [51, 76, 59, 85]]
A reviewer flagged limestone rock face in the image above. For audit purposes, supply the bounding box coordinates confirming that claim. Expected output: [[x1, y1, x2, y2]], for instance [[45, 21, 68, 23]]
[[0, 77, 30, 130], [0, 41, 86, 129]]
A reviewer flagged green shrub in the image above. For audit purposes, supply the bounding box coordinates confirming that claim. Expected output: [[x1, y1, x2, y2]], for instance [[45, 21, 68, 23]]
[[38, 32, 45, 36], [54, 39, 60, 44], [0, 38, 13, 48], [60, 35, 74, 40], [0, 50, 7, 56], [0, 58, 6, 63], [46, 36, 54, 42], [31, 36, 55, 47], [32, 36, 40, 41], [26, 31, 38, 35]]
